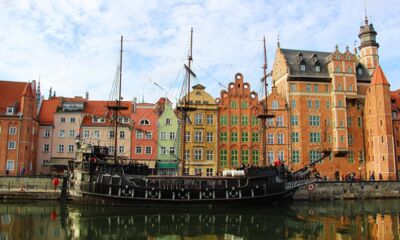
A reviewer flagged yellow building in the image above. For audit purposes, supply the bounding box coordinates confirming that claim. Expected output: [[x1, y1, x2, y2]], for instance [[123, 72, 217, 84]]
[[180, 84, 218, 176]]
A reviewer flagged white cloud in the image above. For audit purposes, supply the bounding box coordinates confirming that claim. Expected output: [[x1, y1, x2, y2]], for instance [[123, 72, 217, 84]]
[[0, 0, 399, 103]]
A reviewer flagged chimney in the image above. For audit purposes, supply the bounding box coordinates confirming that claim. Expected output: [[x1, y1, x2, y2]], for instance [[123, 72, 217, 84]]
[[85, 91, 89, 100], [49, 87, 52, 100], [132, 97, 137, 113]]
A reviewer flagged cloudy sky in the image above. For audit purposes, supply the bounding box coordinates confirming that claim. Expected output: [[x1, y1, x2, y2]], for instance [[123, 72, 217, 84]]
[[1, 0, 399, 103]]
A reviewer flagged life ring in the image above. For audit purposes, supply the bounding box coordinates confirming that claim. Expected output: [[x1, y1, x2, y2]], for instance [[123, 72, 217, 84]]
[[121, 185, 132, 196], [308, 184, 315, 192], [202, 188, 213, 199]]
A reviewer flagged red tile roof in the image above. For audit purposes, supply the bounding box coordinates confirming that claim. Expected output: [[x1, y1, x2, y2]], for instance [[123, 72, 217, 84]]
[[371, 65, 390, 86], [82, 101, 132, 126], [0, 80, 31, 113], [38, 98, 62, 125]]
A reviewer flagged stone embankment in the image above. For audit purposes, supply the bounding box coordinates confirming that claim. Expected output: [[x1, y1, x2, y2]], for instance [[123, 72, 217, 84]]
[[0, 176, 61, 200], [294, 181, 400, 200]]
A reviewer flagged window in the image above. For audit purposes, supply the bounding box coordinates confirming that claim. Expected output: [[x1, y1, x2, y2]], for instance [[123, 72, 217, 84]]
[[135, 146, 142, 154], [241, 132, 248, 142], [241, 116, 248, 125], [292, 132, 299, 143], [231, 132, 238, 142], [335, 66, 340, 73], [8, 127, 16, 135], [207, 115, 213, 124], [60, 117, 65, 123], [348, 133, 353, 145], [167, 132, 174, 140], [347, 67, 352, 73], [195, 114, 203, 125], [146, 132, 153, 139], [347, 117, 352, 127], [358, 117, 363, 127], [267, 118, 274, 126], [42, 160, 49, 166], [251, 116, 260, 125], [109, 146, 115, 154], [291, 100, 296, 109], [359, 150, 365, 163], [184, 150, 190, 160], [6, 107, 14, 115], [145, 146, 152, 155], [252, 150, 259, 165], [194, 149, 203, 160], [206, 150, 213, 160], [185, 132, 191, 142], [314, 84, 319, 92], [231, 101, 237, 109], [6, 160, 14, 171], [300, 64, 306, 71], [252, 132, 259, 142], [43, 144, 50, 152], [59, 130, 65, 138], [291, 116, 299, 126], [278, 151, 284, 161], [220, 150, 228, 167], [140, 119, 150, 125], [109, 130, 115, 139], [292, 150, 300, 163], [44, 129, 51, 137], [220, 115, 228, 125], [306, 84, 311, 92], [136, 131, 144, 139], [165, 118, 171, 125], [94, 130, 100, 138], [307, 100, 312, 109], [241, 101, 248, 109], [290, 84, 296, 92], [272, 100, 279, 109], [7, 141, 16, 149], [267, 151, 274, 164], [357, 68, 363, 75], [309, 151, 322, 163], [315, 65, 321, 72], [220, 132, 228, 142], [231, 150, 238, 166], [392, 111, 398, 119], [349, 84, 353, 91], [276, 116, 284, 126], [242, 150, 249, 165], [338, 100, 343, 107], [315, 100, 320, 108], [310, 132, 321, 143], [309, 116, 320, 126], [119, 146, 125, 154], [70, 117, 76, 123], [160, 146, 166, 155], [119, 131, 125, 139], [231, 116, 238, 125], [337, 84, 342, 91], [277, 133, 284, 144], [206, 132, 213, 142], [69, 130, 75, 138], [169, 147, 175, 155], [267, 133, 274, 144], [348, 151, 354, 163], [83, 130, 89, 138], [326, 101, 331, 109], [58, 145, 64, 153], [68, 145, 74, 153], [194, 131, 203, 142]]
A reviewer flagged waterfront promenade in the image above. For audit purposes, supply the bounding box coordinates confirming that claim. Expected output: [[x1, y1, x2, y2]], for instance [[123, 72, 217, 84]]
[[0, 176, 61, 200]]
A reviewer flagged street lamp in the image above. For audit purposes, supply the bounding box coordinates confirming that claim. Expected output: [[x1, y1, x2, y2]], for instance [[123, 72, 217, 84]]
[[358, 166, 362, 181]]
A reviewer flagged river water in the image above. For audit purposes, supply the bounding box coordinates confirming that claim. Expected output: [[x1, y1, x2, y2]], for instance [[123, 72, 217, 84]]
[[0, 199, 399, 239]]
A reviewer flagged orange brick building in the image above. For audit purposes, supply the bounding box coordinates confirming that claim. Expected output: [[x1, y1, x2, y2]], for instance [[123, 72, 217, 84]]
[[270, 18, 399, 180], [0, 80, 39, 176], [216, 73, 262, 169]]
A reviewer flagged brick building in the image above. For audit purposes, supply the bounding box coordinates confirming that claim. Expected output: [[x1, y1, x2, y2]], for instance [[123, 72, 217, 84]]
[[0, 80, 39, 176], [270, 18, 399, 180], [216, 73, 262, 170]]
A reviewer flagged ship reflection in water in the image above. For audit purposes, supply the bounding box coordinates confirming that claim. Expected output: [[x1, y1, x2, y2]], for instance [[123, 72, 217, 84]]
[[0, 200, 399, 239]]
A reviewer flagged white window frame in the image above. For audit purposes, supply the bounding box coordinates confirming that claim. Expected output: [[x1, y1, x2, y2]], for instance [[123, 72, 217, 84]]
[[70, 117, 76, 123], [44, 129, 51, 137], [136, 131, 144, 139], [8, 141, 16, 149], [58, 145, 64, 152], [69, 130, 75, 138], [8, 127, 17, 135], [59, 130, 65, 138], [135, 146, 142, 154], [94, 130, 100, 138], [43, 144, 50, 152], [6, 160, 14, 171], [119, 131, 125, 139], [119, 146, 125, 154], [145, 146, 152, 155], [68, 145, 74, 153], [83, 130, 89, 138]]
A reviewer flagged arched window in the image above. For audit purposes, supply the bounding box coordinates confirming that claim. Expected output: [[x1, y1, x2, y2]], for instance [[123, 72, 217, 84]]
[[140, 119, 150, 125]]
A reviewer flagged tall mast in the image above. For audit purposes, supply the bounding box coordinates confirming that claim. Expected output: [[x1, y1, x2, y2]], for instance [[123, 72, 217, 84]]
[[114, 36, 123, 163], [262, 36, 268, 166], [181, 28, 194, 176]]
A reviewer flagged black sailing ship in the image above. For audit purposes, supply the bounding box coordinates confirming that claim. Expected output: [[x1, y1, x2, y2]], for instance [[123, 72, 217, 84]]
[[67, 32, 330, 206]]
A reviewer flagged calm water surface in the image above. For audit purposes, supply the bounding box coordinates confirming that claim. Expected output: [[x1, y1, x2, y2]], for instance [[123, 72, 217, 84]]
[[0, 199, 399, 239]]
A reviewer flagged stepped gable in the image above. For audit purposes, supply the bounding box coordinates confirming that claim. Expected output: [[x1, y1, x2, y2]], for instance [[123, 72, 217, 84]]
[[370, 65, 390, 86]]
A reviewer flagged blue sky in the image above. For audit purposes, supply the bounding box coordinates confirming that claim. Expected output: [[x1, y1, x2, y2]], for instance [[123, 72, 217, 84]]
[[1, 0, 399, 103]]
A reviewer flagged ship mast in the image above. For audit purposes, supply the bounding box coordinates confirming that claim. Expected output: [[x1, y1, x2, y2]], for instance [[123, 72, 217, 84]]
[[108, 35, 128, 164], [180, 28, 195, 176]]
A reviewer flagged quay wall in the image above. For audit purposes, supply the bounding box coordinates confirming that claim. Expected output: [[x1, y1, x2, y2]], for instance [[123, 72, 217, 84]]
[[294, 181, 400, 201], [0, 177, 61, 200]]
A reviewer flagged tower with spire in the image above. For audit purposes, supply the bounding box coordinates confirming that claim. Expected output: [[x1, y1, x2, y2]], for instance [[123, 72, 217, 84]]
[[358, 15, 379, 74], [364, 65, 397, 180]]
